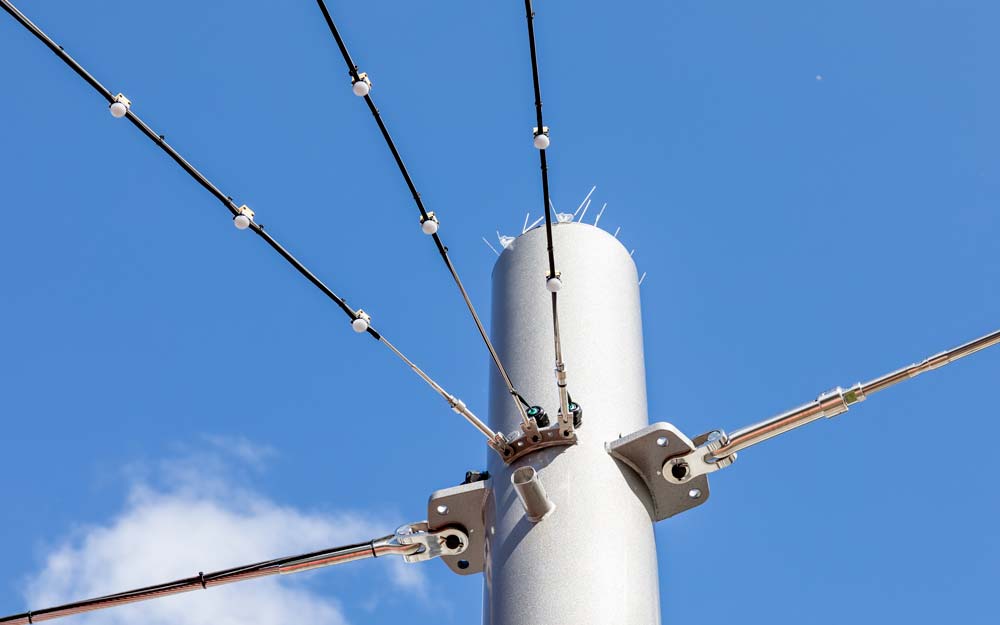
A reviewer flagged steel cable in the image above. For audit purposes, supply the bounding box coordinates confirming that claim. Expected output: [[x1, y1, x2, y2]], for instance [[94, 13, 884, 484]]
[[314, 0, 533, 428], [0, 0, 503, 447], [522, 0, 573, 420]]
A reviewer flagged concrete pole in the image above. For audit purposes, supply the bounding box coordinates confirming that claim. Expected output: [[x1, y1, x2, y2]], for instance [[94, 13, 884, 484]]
[[484, 222, 660, 625]]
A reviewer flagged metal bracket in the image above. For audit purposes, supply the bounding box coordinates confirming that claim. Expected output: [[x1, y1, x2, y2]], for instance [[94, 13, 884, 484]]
[[606, 422, 712, 521], [500, 423, 577, 464], [427, 479, 490, 575]]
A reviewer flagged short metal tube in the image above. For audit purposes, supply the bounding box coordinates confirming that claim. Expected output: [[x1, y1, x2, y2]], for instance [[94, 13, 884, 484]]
[[510, 466, 556, 522]]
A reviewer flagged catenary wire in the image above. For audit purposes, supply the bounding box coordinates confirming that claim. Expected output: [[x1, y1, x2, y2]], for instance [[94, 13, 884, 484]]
[[0, 0, 505, 449], [314, 0, 533, 427], [522, 0, 573, 420], [0, 534, 417, 625]]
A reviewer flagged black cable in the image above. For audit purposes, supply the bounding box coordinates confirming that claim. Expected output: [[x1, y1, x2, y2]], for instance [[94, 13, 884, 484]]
[[0, 1, 545, 431], [0, 0, 370, 334], [523, 0, 557, 278], [314, 0, 534, 424], [522, 0, 573, 420], [0, 0, 113, 103], [2, 0, 505, 447]]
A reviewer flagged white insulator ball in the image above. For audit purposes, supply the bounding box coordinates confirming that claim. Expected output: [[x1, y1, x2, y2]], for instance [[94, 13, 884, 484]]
[[546, 277, 562, 292], [109, 102, 128, 118], [352, 80, 370, 97], [533, 133, 550, 150], [233, 214, 251, 230], [421, 219, 439, 235], [351, 317, 370, 333]]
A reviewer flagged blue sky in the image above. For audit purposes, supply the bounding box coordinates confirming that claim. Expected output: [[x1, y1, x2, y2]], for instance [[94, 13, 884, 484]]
[[1, 1, 998, 624]]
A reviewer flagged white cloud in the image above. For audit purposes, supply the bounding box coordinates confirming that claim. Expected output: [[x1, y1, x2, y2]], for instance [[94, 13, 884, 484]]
[[201, 434, 276, 468], [22, 443, 430, 625]]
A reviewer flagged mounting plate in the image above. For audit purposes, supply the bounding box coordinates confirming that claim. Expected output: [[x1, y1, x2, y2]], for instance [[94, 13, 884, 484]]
[[606, 422, 711, 521], [502, 424, 577, 464], [427, 479, 489, 575]]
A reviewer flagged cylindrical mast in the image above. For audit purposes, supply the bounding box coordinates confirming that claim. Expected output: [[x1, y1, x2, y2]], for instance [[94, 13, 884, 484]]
[[484, 222, 660, 625]]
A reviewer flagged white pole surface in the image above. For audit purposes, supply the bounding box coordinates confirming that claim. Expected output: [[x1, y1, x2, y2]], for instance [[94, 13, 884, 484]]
[[484, 223, 660, 625]]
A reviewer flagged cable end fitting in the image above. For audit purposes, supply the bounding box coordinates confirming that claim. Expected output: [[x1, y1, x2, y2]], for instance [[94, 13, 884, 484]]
[[420, 211, 439, 235], [352, 72, 372, 97], [352, 309, 371, 333], [526, 405, 550, 428], [110, 93, 131, 118], [533, 126, 550, 150]]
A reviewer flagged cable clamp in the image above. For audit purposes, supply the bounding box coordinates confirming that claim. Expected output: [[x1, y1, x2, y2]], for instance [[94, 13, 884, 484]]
[[662, 430, 737, 485], [113, 93, 131, 108]]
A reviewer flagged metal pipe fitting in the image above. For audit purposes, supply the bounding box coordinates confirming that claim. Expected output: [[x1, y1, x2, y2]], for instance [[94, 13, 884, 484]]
[[511, 466, 556, 522]]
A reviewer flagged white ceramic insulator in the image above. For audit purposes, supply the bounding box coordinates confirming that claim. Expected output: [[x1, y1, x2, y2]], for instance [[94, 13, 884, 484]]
[[109, 102, 128, 118], [352, 318, 370, 333], [533, 133, 550, 150], [352, 80, 370, 97], [233, 214, 251, 230], [421, 219, 439, 235], [546, 277, 562, 292]]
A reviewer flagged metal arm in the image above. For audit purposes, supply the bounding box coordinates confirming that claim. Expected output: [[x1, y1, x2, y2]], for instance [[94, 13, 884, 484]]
[[0, 523, 468, 625], [663, 328, 1000, 484]]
